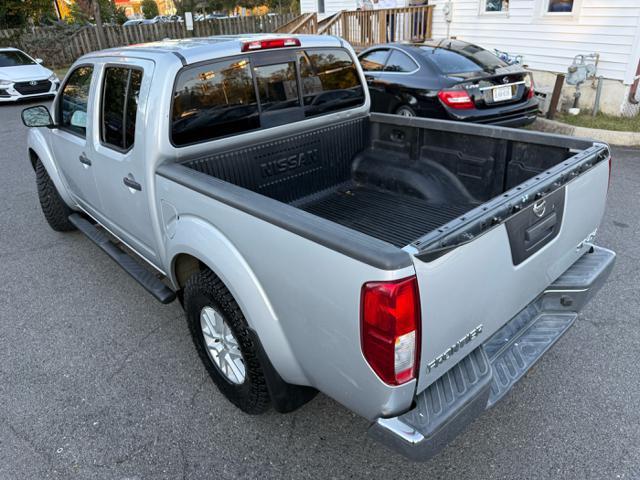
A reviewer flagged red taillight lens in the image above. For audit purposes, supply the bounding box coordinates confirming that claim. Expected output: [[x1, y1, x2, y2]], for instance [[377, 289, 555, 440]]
[[438, 89, 475, 109], [361, 276, 420, 385], [241, 38, 301, 52], [527, 75, 536, 99]]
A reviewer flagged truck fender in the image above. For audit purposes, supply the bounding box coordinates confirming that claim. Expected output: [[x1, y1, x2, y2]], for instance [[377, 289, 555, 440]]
[[27, 128, 75, 208], [165, 215, 311, 390]]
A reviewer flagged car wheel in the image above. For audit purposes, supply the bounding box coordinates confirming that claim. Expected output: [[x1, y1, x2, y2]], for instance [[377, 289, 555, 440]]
[[35, 158, 76, 232], [395, 105, 417, 117], [184, 268, 271, 414]]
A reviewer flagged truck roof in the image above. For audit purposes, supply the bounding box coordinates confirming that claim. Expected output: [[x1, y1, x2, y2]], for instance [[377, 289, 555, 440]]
[[82, 34, 345, 67]]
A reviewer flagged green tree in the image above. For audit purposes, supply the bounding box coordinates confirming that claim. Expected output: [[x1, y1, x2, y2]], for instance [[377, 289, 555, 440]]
[[114, 6, 128, 24], [0, 0, 56, 28], [141, 0, 160, 19]]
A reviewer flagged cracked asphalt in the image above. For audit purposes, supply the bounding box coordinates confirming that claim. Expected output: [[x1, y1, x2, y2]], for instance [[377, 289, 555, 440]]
[[1, 100, 639, 479]]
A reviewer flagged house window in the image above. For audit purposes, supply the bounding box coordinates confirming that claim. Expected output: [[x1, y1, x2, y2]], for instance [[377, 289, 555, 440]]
[[484, 0, 508, 12], [318, 0, 325, 13], [546, 0, 574, 13]]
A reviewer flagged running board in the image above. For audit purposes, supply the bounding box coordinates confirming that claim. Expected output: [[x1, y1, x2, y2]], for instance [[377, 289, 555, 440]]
[[69, 214, 176, 304]]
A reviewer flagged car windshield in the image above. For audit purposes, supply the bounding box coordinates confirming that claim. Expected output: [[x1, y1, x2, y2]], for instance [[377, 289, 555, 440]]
[[0, 50, 35, 67], [420, 41, 507, 74]]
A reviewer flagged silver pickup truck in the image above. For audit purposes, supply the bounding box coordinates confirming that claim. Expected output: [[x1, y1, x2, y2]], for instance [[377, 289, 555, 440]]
[[22, 34, 615, 460]]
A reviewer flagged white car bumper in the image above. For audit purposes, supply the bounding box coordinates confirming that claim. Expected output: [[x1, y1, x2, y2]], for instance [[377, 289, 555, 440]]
[[0, 79, 59, 102]]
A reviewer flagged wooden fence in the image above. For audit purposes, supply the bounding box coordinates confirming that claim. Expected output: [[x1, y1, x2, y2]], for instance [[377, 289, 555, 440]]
[[316, 6, 434, 48], [0, 14, 296, 68]]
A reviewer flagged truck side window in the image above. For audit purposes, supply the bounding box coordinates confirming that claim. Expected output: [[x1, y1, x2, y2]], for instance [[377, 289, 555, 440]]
[[299, 49, 365, 118], [171, 57, 259, 146], [58, 65, 93, 137], [101, 67, 143, 151]]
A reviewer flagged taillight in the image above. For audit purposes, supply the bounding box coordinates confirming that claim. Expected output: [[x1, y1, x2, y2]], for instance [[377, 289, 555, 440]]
[[241, 38, 301, 52], [361, 276, 420, 385], [438, 89, 475, 109], [525, 74, 535, 99]]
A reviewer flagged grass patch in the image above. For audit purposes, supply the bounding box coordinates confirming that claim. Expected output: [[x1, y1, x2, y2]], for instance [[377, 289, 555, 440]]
[[556, 112, 640, 132]]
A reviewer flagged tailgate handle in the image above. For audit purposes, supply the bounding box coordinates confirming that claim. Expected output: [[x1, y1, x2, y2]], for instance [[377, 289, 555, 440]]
[[525, 212, 557, 248]]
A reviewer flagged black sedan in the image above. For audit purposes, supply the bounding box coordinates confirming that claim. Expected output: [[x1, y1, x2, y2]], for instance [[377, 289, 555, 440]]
[[358, 39, 539, 127]]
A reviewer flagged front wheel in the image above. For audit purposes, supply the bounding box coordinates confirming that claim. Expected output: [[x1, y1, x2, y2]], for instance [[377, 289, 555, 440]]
[[395, 105, 417, 117], [35, 158, 76, 232], [183, 269, 271, 414]]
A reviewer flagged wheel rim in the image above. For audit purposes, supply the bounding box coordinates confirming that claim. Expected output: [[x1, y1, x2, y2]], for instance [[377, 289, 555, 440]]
[[200, 306, 246, 384], [397, 107, 415, 117]]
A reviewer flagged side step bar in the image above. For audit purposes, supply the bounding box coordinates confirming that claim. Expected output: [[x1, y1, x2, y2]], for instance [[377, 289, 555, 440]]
[[69, 214, 176, 304]]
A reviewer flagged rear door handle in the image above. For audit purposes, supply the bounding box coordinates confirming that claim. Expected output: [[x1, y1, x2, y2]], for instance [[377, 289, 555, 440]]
[[123, 176, 142, 191], [79, 154, 91, 166]]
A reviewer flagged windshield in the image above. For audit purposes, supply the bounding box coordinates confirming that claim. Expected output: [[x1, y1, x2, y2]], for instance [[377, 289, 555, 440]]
[[420, 41, 507, 74], [0, 50, 35, 68]]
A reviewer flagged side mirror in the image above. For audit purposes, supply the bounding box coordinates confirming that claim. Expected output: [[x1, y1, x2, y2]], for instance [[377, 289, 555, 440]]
[[21, 105, 53, 128], [70, 110, 87, 129], [35, 58, 44, 64]]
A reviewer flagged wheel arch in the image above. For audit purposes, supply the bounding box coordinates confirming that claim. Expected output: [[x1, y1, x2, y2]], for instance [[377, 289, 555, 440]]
[[27, 129, 75, 207], [165, 216, 309, 389]]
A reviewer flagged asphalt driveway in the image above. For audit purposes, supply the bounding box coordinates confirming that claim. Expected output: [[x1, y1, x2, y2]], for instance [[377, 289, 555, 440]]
[[1, 101, 639, 479]]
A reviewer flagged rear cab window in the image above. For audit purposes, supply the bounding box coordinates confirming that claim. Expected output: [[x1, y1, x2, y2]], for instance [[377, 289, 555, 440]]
[[171, 47, 365, 147]]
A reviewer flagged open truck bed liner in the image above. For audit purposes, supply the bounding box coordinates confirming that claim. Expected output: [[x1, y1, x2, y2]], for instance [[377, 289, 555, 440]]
[[296, 184, 473, 247]]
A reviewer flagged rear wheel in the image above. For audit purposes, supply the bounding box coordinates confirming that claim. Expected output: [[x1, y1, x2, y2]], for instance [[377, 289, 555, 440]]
[[395, 105, 416, 117], [35, 158, 76, 232], [184, 269, 271, 414]]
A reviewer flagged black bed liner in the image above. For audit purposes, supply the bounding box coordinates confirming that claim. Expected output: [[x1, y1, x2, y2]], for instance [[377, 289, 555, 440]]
[[297, 183, 473, 247]]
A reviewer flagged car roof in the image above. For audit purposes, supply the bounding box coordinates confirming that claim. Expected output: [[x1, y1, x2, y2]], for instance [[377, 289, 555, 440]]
[[81, 34, 345, 67], [0, 47, 21, 52]]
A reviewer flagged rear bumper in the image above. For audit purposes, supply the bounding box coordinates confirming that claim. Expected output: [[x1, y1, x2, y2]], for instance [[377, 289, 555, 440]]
[[368, 245, 615, 461]]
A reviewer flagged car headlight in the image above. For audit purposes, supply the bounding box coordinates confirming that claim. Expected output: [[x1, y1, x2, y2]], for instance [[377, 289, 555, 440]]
[[48, 73, 59, 83], [0, 79, 11, 86]]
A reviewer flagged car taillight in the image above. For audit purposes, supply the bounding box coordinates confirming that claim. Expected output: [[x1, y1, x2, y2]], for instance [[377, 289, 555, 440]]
[[241, 38, 301, 52], [361, 276, 420, 385], [525, 74, 535, 99], [438, 89, 475, 109]]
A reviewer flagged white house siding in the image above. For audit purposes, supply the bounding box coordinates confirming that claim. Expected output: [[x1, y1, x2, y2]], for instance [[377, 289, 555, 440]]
[[301, 0, 358, 17], [428, 0, 640, 84]]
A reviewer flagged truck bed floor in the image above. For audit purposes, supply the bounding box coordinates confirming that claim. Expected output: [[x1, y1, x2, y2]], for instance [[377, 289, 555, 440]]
[[296, 184, 474, 247]]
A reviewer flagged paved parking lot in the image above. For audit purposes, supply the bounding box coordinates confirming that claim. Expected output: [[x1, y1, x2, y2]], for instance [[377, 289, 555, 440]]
[[1, 100, 639, 479]]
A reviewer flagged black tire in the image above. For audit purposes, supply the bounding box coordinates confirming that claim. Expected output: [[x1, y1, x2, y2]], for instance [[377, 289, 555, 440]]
[[184, 269, 271, 414], [395, 105, 416, 117], [35, 158, 76, 232]]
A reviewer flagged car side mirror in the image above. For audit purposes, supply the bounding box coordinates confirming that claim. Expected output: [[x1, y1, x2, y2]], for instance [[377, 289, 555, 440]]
[[21, 105, 53, 128], [35, 58, 44, 64], [70, 111, 87, 129]]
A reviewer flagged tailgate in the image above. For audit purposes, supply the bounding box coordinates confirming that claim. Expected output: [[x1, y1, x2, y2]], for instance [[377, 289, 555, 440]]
[[412, 148, 610, 392]]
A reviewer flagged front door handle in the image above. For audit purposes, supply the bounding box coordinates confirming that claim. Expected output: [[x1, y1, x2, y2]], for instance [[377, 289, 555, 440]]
[[123, 176, 142, 191], [365, 75, 375, 84], [79, 153, 92, 166]]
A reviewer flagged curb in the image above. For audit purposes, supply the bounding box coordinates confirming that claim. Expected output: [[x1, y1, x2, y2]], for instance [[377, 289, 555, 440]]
[[530, 118, 640, 147]]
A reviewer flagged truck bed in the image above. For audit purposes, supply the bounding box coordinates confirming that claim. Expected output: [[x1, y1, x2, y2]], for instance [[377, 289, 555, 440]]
[[296, 183, 473, 247], [177, 113, 600, 254]]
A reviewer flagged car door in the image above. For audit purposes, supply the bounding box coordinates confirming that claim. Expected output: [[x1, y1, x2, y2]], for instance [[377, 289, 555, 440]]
[[377, 49, 421, 113], [358, 49, 390, 112], [90, 60, 159, 264], [50, 64, 102, 218]]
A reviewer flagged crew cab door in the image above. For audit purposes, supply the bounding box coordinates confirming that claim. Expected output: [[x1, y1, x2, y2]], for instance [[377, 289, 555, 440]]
[[50, 65, 102, 218], [90, 59, 158, 263]]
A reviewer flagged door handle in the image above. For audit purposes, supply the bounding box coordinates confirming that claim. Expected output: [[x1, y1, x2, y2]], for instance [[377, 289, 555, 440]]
[[365, 75, 375, 84], [123, 176, 142, 191], [79, 153, 92, 166]]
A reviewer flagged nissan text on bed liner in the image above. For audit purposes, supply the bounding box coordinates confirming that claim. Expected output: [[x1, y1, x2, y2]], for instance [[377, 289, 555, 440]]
[[22, 34, 615, 460]]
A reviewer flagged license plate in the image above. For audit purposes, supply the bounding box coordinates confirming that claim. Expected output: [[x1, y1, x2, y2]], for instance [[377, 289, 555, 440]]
[[492, 85, 513, 102]]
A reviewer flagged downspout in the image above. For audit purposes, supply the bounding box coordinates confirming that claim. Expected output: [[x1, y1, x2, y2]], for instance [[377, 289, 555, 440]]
[[628, 59, 640, 105]]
